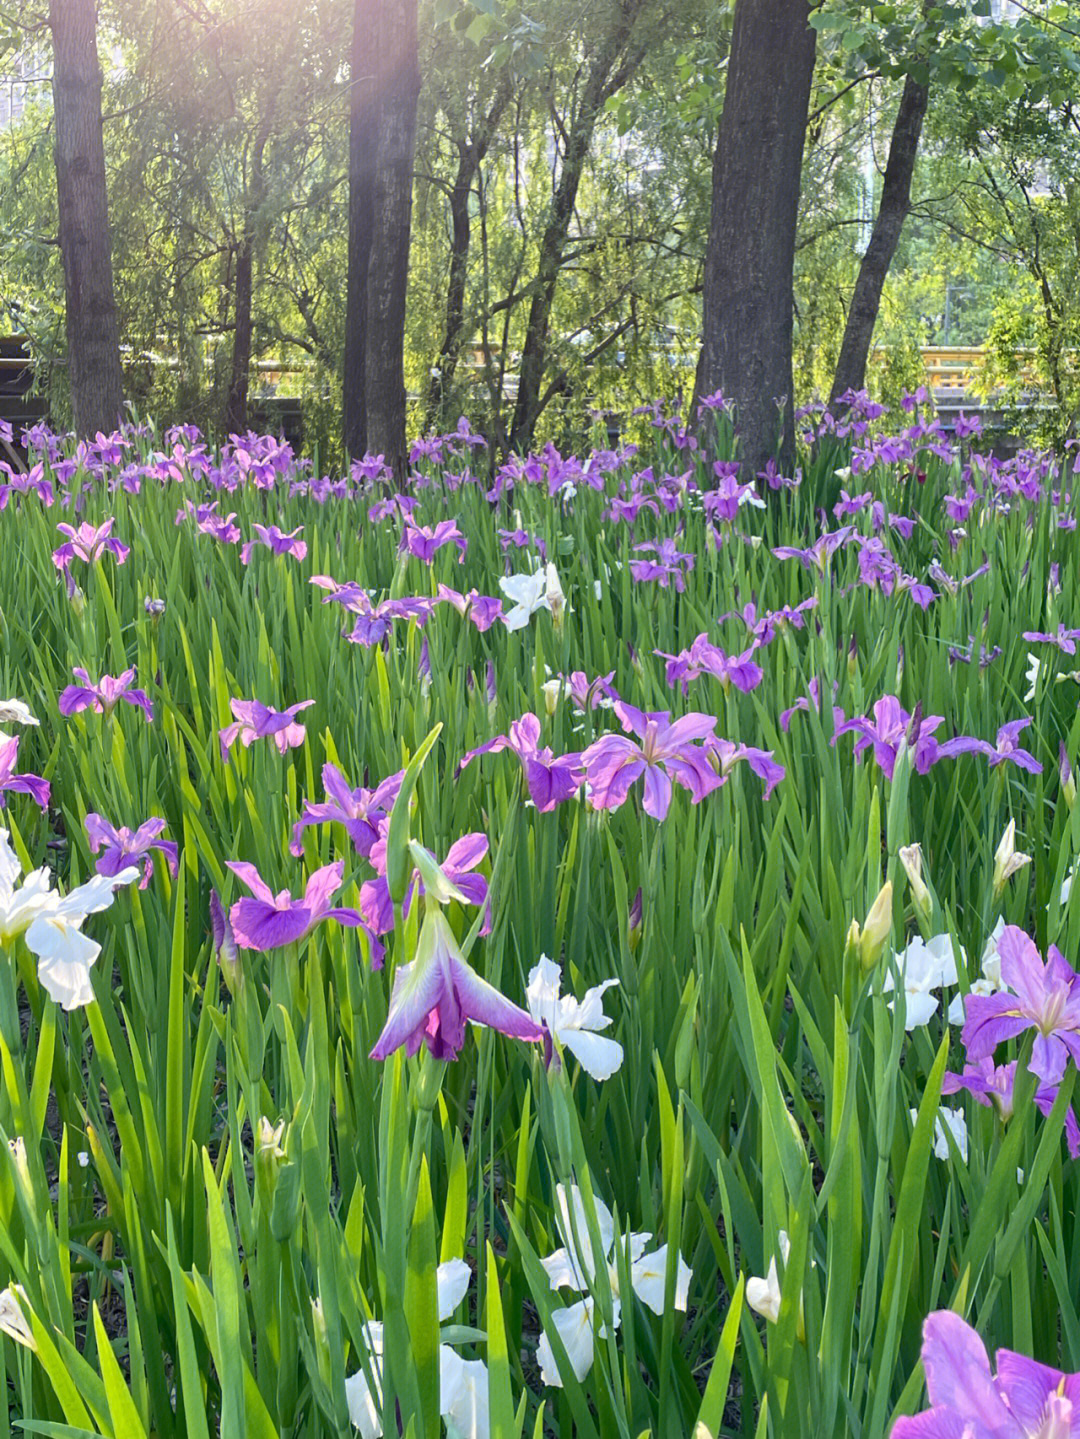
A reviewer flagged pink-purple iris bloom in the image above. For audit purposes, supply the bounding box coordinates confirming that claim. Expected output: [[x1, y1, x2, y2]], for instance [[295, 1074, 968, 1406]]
[[657, 636, 763, 696], [399, 519, 467, 564], [1023, 625, 1080, 655], [85, 813, 179, 890], [0, 736, 49, 811], [240, 524, 307, 565], [368, 840, 543, 1062], [707, 737, 786, 800], [937, 719, 1043, 775], [892, 1310, 1080, 1438], [458, 714, 585, 812], [226, 859, 369, 954], [290, 763, 402, 858], [942, 1057, 1080, 1158], [628, 539, 695, 592], [219, 699, 314, 760], [51, 519, 130, 575], [833, 697, 947, 780], [437, 585, 503, 630], [59, 668, 154, 723], [581, 703, 719, 822], [960, 926, 1080, 1087], [360, 831, 492, 944]]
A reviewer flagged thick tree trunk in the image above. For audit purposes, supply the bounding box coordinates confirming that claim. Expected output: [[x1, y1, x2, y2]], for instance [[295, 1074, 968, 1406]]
[[509, 4, 645, 452], [49, 0, 125, 438], [693, 0, 816, 478], [830, 72, 930, 403], [223, 237, 253, 435], [365, 0, 420, 480], [343, 0, 378, 459]]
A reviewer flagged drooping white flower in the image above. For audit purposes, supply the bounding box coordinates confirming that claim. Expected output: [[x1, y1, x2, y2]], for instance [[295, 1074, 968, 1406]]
[[910, 1104, 968, 1163], [526, 956, 623, 1081], [535, 1183, 691, 1388], [344, 1259, 487, 1438], [22, 867, 140, 1010], [882, 934, 960, 1029], [1024, 652, 1041, 703], [746, 1230, 789, 1324], [499, 568, 551, 631], [0, 699, 38, 745], [0, 1285, 34, 1349]]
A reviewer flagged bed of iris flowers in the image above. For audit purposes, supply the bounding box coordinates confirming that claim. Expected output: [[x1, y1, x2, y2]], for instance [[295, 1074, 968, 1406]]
[[0, 391, 1079, 1436]]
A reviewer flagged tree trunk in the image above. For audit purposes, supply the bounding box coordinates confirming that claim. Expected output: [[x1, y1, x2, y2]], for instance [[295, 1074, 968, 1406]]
[[223, 237, 253, 435], [509, 5, 646, 452], [830, 72, 930, 403], [49, 0, 125, 438], [424, 78, 512, 430], [343, 0, 378, 460], [365, 0, 421, 480], [693, 0, 816, 478]]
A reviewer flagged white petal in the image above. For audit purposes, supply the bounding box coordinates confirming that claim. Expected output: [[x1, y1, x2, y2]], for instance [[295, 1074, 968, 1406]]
[[0, 830, 21, 905], [538, 1299, 596, 1386], [630, 1244, 692, 1315], [525, 955, 562, 1027], [568, 977, 619, 1033], [924, 934, 960, 986], [344, 1367, 382, 1438], [559, 1028, 624, 1081], [900, 989, 939, 1030], [436, 1259, 471, 1320], [56, 867, 140, 919], [25, 917, 100, 1011], [442, 1354, 490, 1439], [541, 1246, 587, 1292], [556, 1184, 615, 1275], [0, 701, 38, 728], [746, 1257, 782, 1324]]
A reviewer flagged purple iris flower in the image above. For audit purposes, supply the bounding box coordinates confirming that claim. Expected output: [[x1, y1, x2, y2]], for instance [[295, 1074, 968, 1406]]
[[369, 841, 542, 1063], [1022, 625, 1080, 655], [0, 736, 49, 811], [310, 575, 372, 614], [560, 670, 619, 712], [629, 538, 695, 592], [961, 926, 1080, 1086], [219, 698, 314, 760], [59, 668, 154, 723], [833, 697, 945, 779], [656, 636, 763, 696], [85, 813, 179, 889], [893, 1310, 1080, 1437], [706, 738, 785, 799], [51, 519, 130, 574], [581, 702, 719, 822], [437, 585, 503, 631], [398, 519, 467, 564], [721, 599, 817, 646], [360, 831, 492, 943], [458, 714, 585, 812], [942, 1057, 1080, 1157], [240, 525, 307, 565], [937, 719, 1042, 774], [226, 859, 370, 955], [291, 764, 402, 858], [772, 526, 853, 572], [0, 463, 54, 510]]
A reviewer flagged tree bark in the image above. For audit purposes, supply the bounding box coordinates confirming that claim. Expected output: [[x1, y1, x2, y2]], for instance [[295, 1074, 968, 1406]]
[[343, 0, 378, 460], [424, 77, 513, 430], [830, 72, 930, 403], [49, 0, 125, 438], [693, 0, 817, 478], [223, 237, 253, 435], [364, 0, 421, 480], [509, 3, 646, 453]]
